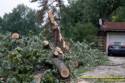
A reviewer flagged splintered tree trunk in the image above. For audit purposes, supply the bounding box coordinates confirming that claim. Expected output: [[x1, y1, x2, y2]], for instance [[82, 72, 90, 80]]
[[52, 58, 70, 78], [48, 10, 60, 46], [48, 10, 69, 52]]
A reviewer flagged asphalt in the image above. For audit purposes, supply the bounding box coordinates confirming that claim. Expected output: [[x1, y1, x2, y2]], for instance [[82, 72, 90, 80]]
[[78, 56, 125, 83]]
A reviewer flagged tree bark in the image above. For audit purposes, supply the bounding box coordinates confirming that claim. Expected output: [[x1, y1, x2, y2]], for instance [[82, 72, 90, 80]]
[[33, 72, 43, 83], [52, 58, 70, 78], [43, 40, 50, 49], [48, 10, 69, 52]]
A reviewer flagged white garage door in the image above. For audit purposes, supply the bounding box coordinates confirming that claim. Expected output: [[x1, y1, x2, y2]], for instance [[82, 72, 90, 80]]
[[106, 32, 125, 53]]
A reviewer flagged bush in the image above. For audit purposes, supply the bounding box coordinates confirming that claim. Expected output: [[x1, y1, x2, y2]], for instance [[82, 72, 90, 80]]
[[62, 22, 98, 43]]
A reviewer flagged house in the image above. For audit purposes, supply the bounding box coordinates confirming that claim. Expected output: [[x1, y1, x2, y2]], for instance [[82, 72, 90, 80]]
[[98, 19, 125, 54]]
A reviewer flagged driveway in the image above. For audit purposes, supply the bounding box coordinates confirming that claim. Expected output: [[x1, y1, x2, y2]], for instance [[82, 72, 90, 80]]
[[78, 56, 125, 83]]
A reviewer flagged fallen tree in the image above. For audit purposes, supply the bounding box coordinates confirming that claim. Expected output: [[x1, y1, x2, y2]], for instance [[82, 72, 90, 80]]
[[31, 0, 70, 82], [52, 58, 70, 78]]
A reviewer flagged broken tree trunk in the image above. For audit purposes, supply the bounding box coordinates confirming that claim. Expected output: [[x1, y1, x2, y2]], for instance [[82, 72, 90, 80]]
[[47, 4, 70, 79], [31, 0, 71, 82], [48, 10, 69, 52], [52, 58, 70, 78]]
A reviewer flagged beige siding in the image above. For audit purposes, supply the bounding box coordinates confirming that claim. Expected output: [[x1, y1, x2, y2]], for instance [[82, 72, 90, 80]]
[[98, 36, 106, 52]]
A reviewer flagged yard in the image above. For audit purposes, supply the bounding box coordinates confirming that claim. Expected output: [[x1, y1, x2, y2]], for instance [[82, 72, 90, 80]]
[[1, 0, 125, 83]]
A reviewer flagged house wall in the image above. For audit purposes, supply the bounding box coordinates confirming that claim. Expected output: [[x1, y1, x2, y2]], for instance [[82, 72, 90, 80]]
[[98, 31, 106, 52], [106, 32, 125, 53], [98, 36, 105, 51]]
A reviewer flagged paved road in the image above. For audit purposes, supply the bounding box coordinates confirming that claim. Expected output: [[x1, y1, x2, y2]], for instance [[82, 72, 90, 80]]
[[78, 56, 125, 83]]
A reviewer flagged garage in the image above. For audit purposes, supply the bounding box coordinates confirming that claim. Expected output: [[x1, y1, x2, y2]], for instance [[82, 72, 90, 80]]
[[106, 32, 125, 53], [98, 21, 125, 55]]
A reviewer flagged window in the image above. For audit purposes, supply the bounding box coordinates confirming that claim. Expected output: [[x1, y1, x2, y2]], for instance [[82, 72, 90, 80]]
[[113, 42, 121, 45]]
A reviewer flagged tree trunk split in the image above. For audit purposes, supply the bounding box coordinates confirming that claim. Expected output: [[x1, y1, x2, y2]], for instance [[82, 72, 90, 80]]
[[48, 10, 69, 52]]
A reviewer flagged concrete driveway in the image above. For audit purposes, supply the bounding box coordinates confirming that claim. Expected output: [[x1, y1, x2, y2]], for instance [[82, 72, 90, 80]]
[[78, 56, 125, 83]]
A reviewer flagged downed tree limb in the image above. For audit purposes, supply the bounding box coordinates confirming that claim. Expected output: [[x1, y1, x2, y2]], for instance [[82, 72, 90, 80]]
[[73, 61, 80, 68], [33, 69, 47, 83], [11, 32, 20, 40], [53, 47, 64, 59], [43, 40, 50, 49], [0, 76, 7, 82], [53, 47, 63, 55], [33, 72, 43, 83], [52, 58, 70, 78]]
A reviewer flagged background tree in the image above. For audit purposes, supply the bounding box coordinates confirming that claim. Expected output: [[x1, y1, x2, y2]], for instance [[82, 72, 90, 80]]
[[111, 7, 125, 22], [1, 5, 41, 35], [61, 0, 125, 42], [0, 17, 3, 32]]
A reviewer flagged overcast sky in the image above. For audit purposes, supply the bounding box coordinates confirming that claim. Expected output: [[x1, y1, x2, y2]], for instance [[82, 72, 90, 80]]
[[0, 0, 69, 17], [0, 0, 39, 17]]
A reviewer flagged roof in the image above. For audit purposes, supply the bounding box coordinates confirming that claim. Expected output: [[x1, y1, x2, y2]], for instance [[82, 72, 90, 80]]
[[101, 22, 125, 31]]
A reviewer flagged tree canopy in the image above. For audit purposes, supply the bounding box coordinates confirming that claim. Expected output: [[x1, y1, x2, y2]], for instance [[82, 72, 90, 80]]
[[1, 5, 41, 35], [60, 0, 125, 42]]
